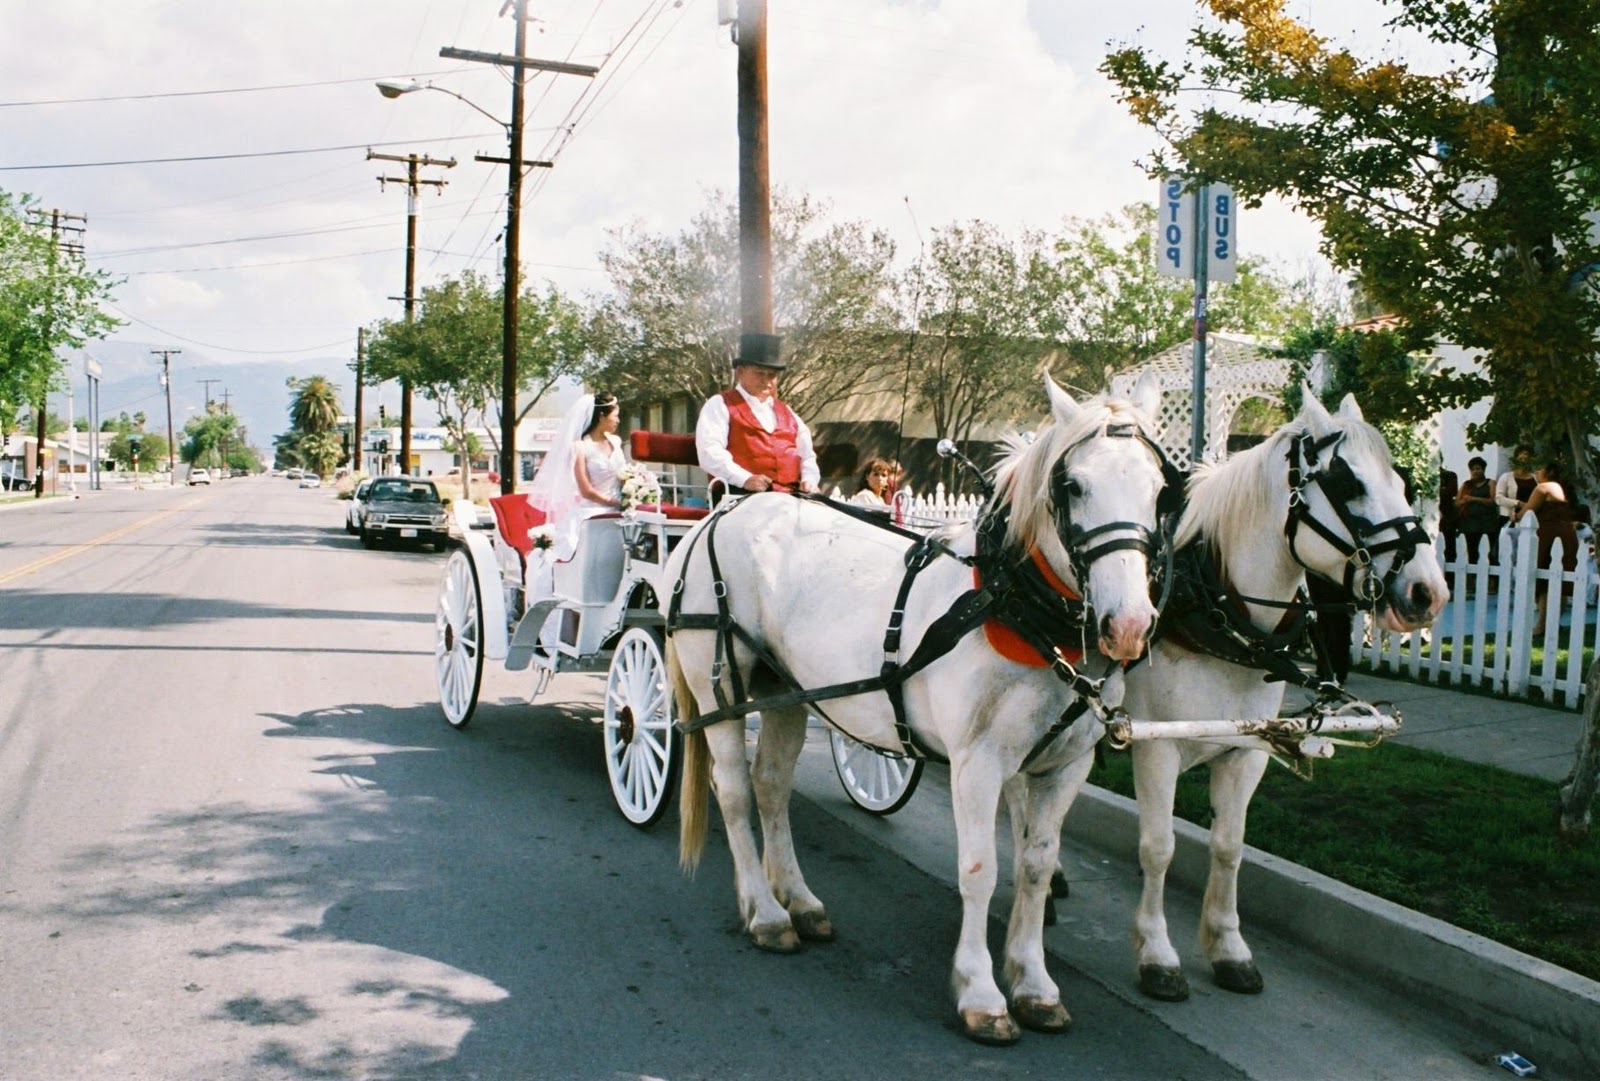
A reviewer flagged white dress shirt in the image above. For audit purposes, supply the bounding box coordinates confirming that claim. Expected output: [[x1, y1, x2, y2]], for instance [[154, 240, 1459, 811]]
[[695, 385, 820, 489]]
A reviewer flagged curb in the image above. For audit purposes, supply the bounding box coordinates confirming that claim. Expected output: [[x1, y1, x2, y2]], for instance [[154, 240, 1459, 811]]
[[1064, 785, 1600, 1078]]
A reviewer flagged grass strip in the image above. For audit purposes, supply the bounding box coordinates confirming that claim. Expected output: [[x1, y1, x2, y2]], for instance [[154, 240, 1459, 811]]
[[1089, 742, 1600, 982]]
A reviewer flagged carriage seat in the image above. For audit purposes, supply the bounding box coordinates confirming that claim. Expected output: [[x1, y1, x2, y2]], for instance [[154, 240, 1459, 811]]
[[628, 431, 710, 520], [489, 493, 545, 563]]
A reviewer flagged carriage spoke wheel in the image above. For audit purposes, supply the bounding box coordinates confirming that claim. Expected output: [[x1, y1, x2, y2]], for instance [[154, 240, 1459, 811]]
[[829, 729, 923, 815], [434, 548, 485, 730], [604, 627, 680, 828]]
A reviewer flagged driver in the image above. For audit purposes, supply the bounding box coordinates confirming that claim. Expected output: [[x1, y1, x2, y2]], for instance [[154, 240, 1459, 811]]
[[694, 336, 820, 496]]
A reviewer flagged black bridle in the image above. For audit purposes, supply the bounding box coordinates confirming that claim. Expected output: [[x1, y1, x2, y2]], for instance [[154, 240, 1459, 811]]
[[1284, 429, 1431, 611]]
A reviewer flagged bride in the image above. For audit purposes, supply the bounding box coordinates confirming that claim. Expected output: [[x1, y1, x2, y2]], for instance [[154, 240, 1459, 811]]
[[525, 391, 625, 599]]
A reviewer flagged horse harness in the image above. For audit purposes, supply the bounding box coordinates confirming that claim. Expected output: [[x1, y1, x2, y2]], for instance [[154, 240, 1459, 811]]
[[665, 425, 1176, 771]]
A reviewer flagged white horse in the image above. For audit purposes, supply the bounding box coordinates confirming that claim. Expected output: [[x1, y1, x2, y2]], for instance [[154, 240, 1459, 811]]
[[1119, 391, 1448, 1001], [666, 373, 1170, 1045]]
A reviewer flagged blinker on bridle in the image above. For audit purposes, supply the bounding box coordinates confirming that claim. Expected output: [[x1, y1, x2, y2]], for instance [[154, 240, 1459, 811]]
[[1048, 421, 1177, 592], [1284, 429, 1430, 609]]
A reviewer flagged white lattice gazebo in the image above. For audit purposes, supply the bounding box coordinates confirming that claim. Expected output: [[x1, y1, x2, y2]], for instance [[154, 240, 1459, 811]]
[[1110, 333, 1296, 469]]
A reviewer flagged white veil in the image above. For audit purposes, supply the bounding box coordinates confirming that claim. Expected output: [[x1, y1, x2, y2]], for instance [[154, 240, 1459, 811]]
[[527, 393, 594, 561]]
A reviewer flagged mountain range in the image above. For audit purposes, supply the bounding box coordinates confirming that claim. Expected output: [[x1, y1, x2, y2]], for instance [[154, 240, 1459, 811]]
[[50, 340, 438, 454]]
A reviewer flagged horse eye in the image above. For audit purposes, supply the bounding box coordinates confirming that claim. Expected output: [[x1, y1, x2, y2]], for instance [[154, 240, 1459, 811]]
[[1063, 478, 1084, 499]]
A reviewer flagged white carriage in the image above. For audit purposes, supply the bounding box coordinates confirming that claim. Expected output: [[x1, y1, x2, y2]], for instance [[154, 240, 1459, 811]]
[[432, 431, 711, 827], [430, 429, 930, 826]]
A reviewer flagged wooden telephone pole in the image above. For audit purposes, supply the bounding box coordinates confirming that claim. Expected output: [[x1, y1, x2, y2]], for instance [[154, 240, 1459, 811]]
[[28, 209, 86, 497], [735, 1, 777, 367], [368, 149, 455, 476]]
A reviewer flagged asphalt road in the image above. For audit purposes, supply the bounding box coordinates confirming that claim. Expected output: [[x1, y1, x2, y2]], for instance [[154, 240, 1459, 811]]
[[0, 480, 1496, 1080]]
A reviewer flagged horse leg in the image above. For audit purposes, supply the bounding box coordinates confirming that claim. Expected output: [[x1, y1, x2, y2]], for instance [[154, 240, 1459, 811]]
[[1130, 741, 1189, 1001], [752, 705, 832, 942], [1001, 753, 1092, 1034], [1002, 777, 1068, 927], [948, 750, 1018, 1045], [703, 717, 800, 953], [1200, 749, 1269, 994]]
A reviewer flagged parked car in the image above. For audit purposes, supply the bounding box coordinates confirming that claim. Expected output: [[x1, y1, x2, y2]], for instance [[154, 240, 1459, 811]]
[[357, 477, 450, 551], [344, 478, 373, 534], [285, 468, 303, 480], [299, 473, 322, 489], [188, 468, 211, 485]]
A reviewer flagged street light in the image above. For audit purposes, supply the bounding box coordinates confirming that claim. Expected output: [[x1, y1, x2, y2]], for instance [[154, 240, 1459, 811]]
[[377, 2, 594, 494]]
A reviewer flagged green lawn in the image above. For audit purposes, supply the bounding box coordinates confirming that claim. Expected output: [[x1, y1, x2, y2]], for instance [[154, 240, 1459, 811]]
[[1089, 742, 1600, 982]]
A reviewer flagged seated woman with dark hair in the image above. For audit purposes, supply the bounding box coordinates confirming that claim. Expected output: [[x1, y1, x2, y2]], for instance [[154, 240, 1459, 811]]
[[851, 457, 900, 509]]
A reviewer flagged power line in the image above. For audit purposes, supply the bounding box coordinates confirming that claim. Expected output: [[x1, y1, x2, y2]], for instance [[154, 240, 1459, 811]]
[[109, 304, 354, 356], [0, 69, 468, 108], [0, 130, 560, 172]]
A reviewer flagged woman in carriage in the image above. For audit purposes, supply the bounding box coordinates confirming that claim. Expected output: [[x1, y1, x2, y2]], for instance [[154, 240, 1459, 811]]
[[524, 391, 628, 599]]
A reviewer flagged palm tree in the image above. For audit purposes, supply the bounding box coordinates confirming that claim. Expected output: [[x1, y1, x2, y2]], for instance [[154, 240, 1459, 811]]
[[288, 375, 341, 434]]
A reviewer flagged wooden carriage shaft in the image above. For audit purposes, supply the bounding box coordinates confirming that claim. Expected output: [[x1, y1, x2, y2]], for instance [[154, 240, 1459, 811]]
[[1106, 713, 1401, 743]]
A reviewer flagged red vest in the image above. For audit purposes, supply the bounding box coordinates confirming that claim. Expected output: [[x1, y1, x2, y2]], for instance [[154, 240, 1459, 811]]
[[722, 388, 802, 486]]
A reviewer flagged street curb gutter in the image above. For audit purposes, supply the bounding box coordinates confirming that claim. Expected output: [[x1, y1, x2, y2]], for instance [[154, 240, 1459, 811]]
[[1065, 785, 1600, 1078]]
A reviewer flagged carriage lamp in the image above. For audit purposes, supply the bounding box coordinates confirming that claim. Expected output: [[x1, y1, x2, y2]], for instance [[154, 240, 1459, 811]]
[[619, 515, 645, 553]]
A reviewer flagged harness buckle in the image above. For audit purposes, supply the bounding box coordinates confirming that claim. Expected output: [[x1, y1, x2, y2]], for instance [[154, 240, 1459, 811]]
[[1350, 547, 1372, 568], [712, 580, 728, 599]]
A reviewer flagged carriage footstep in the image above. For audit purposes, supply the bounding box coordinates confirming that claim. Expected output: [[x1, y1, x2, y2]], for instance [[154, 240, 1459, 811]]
[[959, 1009, 1022, 1046], [1212, 959, 1264, 994], [1138, 965, 1190, 1002], [1011, 997, 1072, 1034], [791, 909, 835, 942]]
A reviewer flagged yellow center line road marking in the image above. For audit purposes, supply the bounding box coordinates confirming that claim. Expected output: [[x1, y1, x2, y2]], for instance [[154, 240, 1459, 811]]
[[0, 503, 197, 586]]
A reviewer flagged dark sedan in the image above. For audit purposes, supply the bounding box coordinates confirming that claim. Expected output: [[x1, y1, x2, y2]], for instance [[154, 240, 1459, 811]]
[[357, 477, 451, 551]]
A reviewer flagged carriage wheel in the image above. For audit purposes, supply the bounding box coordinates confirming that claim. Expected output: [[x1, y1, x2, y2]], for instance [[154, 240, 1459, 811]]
[[829, 729, 924, 815], [434, 548, 485, 730], [604, 627, 680, 828]]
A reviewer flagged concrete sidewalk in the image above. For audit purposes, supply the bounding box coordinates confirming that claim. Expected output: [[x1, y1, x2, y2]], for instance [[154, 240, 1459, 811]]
[[1287, 669, 1587, 783]]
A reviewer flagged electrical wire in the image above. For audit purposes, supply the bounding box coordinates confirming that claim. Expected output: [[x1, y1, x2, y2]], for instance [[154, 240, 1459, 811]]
[[0, 130, 558, 172], [106, 303, 355, 356], [0, 69, 468, 108]]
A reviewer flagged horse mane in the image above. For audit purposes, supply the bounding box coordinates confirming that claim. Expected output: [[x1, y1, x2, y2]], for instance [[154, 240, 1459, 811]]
[[990, 393, 1159, 554], [1174, 410, 1395, 560]]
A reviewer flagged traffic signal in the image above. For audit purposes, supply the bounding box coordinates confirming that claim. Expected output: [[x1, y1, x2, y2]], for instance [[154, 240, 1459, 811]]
[[379, 405, 387, 422]]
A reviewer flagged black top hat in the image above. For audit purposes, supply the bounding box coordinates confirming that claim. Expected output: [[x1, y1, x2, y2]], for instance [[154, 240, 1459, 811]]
[[734, 332, 785, 370]]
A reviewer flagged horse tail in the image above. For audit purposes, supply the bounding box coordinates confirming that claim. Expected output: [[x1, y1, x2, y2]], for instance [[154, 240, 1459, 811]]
[[667, 635, 710, 874]]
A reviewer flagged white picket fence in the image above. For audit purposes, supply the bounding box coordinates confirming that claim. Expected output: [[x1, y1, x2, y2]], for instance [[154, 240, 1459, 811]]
[[1356, 514, 1596, 708]]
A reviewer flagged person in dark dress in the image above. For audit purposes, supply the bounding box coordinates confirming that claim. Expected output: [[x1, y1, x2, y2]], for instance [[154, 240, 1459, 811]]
[[1516, 458, 1580, 639], [1438, 467, 1459, 566], [1454, 456, 1502, 584]]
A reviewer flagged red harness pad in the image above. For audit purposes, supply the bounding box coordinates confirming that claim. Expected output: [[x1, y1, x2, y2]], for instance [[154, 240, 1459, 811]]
[[977, 549, 1085, 668]]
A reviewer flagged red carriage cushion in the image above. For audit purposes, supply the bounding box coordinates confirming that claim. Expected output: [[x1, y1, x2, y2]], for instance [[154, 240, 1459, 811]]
[[489, 493, 545, 559]]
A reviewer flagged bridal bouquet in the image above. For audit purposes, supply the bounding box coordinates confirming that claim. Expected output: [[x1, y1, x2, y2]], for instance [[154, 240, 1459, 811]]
[[618, 464, 662, 512], [528, 523, 556, 551]]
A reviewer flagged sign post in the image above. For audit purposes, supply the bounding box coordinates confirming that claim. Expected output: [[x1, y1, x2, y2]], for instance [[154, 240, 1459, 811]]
[[1157, 178, 1237, 463]]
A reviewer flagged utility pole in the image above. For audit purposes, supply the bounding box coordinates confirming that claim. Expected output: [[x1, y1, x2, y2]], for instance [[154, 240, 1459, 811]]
[[735, 1, 778, 368], [197, 378, 219, 410], [441, 0, 596, 494], [28, 208, 86, 498], [368, 149, 454, 477], [352, 327, 366, 474], [153, 349, 180, 481]]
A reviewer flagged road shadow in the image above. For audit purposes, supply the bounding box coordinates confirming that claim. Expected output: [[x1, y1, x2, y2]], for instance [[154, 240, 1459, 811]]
[[0, 590, 432, 631], [12, 696, 1236, 1080]]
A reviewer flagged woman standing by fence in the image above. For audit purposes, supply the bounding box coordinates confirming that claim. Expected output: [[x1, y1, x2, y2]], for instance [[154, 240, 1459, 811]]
[[1516, 458, 1580, 639]]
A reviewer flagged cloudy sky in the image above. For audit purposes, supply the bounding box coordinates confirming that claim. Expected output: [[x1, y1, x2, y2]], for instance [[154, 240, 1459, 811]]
[[3, 1, 1431, 435]]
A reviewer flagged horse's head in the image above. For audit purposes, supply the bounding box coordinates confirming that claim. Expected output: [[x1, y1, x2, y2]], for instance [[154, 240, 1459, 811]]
[[1285, 390, 1448, 632], [993, 371, 1171, 661]]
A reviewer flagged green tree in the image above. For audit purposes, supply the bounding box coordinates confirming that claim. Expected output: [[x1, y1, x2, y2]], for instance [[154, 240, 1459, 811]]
[[592, 188, 901, 420], [1103, 0, 1600, 837], [363, 271, 592, 499], [181, 408, 240, 469], [0, 190, 120, 493], [288, 375, 341, 435], [108, 429, 168, 472]]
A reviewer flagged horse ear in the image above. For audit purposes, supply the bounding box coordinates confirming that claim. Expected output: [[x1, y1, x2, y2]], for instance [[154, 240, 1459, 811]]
[[1337, 393, 1366, 421], [1300, 382, 1334, 433], [1130, 369, 1162, 420], [1044, 371, 1080, 422]]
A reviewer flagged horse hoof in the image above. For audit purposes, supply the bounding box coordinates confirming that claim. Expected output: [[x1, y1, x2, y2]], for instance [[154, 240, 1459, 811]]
[[1138, 965, 1190, 1002], [1050, 869, 1070, 899], [960, 1009, 1021, 1046], [751, 924, 801, 954], [1011, 996, 1071, 1034], [1213, 959, 1264, 994], [792, 909, 835, 942], [1043, 896, 1057, 927]]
